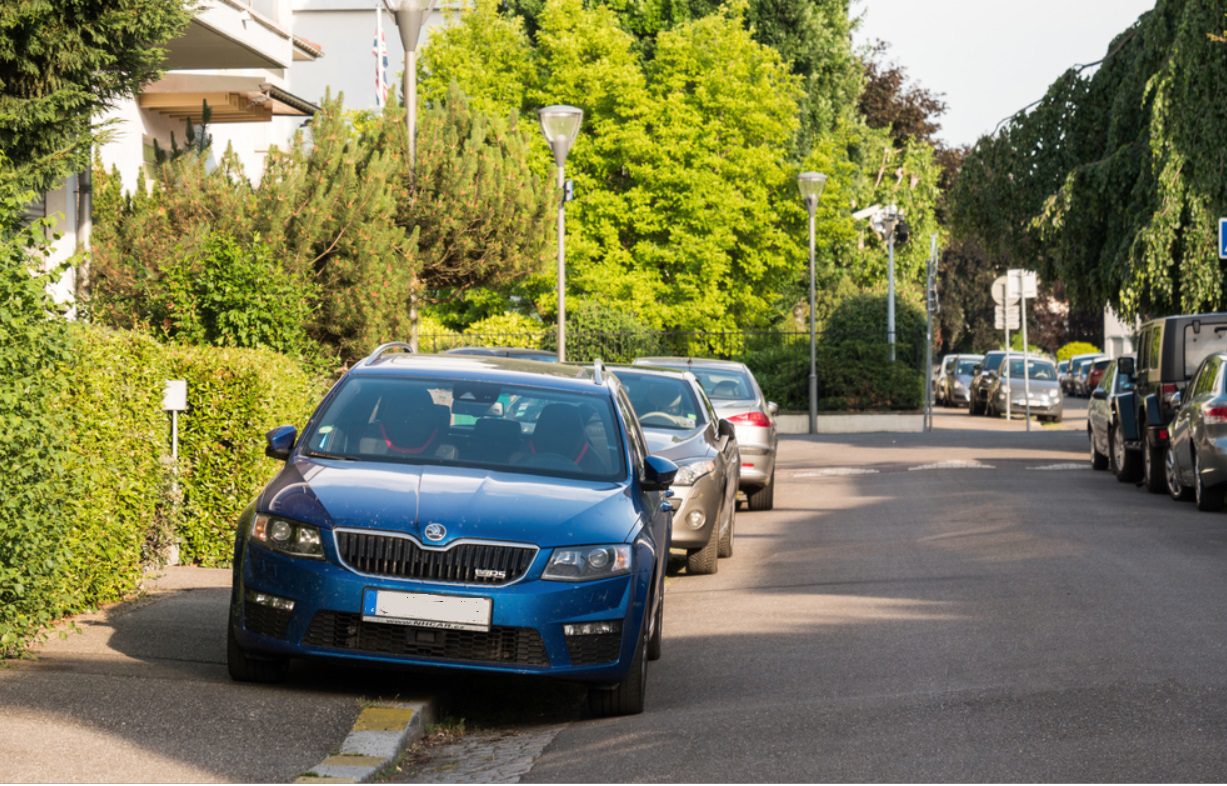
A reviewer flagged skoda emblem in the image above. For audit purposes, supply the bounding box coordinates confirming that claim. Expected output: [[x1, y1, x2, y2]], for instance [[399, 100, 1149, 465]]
[[423, 523, 447, 542]]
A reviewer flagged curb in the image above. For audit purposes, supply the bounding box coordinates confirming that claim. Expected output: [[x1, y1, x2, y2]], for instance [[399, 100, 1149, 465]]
[[295, 700, 434, 783]]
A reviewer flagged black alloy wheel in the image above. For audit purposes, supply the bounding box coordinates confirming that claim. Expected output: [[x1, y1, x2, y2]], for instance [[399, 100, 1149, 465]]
[[1142, 430, 1167, 494], [1166, 445, 1194, 501], [1090, 427, 1108, 470], [1194, 450, 1226, 512], [1112, 421, 1142, 483]]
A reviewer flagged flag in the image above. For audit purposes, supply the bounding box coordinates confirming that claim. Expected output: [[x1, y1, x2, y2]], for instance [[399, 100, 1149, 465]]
[[373, 3, 390, 108]]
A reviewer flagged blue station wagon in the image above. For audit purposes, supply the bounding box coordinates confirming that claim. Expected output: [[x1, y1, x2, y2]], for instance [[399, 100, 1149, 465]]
[[227, 344, 677, 716]]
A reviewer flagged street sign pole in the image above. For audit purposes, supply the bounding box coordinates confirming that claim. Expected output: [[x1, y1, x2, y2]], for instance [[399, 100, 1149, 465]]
[[1004, 302, 1011, 421], [924, 235, 937, 432], [1019, 269, 1031, 433]]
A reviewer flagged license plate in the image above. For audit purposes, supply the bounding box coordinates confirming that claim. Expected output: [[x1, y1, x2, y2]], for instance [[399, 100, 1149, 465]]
[[363, 590, 491, 632]]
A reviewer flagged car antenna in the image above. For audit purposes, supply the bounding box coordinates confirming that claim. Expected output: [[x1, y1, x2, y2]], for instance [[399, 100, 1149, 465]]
[[592, 358, 605, 385]]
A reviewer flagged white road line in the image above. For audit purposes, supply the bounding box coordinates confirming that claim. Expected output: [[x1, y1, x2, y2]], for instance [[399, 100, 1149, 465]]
[[907, 460, 996, 471], [1027, 463, 1088, 471], [793, 468, 880, 478]]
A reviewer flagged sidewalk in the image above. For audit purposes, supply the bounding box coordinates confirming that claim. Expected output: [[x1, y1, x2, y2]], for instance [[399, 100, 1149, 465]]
[[0, 567, 362, 783]]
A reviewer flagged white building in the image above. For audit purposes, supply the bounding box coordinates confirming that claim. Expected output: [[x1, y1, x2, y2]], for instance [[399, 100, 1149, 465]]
[[37, 0, 324, 306], [1104, 307, 1136, 359]]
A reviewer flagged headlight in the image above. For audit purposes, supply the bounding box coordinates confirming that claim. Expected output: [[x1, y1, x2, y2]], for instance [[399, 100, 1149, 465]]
[[673, 459, 716, 486], [542, 544, 632, 581], [251, 514, 324, 558], [954, 381, 964, 390]]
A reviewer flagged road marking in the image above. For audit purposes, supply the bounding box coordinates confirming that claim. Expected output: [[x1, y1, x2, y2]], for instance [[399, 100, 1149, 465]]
[[1027, 463, 1088, 471], [298, 701, 431, 783], [793, 467, 880, 477], [907, 460, 996, 471]]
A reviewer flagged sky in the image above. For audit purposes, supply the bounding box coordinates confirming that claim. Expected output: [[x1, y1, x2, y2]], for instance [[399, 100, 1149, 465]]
[[852, 0, 1158, 148]]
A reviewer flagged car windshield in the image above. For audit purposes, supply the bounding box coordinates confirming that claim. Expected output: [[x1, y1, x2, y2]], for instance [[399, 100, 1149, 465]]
[[1006, 359, 1057, 380], [300, 376, 626, 482], [616, 371, 705, 430], [956, 359, 980, 375], [690, 368, 755, 400]]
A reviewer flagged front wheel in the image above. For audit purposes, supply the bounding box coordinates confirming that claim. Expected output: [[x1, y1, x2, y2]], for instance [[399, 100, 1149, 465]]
[[717, 501, 734, 558], [1090, 428, 1108, 470], [588, 621, 648, 717], [685, 530, 719, 575], [1194, 451, 1225, 512], [646, 590, 663, 661], [1166, 445, 1194, 501], [746, 470, 775, 511], [1112, 422, 1142, 483], [227, 624, 289, 683], [1142, 430, 1167, 494]]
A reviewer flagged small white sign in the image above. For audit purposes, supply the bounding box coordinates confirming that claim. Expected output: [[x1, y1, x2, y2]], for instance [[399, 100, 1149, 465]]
[[1006, 269, 1039, 299], [162, 380, 187, 412], [363, 590, 492, 632]]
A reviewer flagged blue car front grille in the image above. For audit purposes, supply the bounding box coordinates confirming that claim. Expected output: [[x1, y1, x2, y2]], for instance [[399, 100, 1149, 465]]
[[302, 611, 549, 667], [565, 632, 622, 665], [334, 529, 536, 585]]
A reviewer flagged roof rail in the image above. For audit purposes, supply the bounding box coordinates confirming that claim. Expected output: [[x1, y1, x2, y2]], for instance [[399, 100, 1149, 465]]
[[592, 358, 605, 385], [364, 342, 415, 365]]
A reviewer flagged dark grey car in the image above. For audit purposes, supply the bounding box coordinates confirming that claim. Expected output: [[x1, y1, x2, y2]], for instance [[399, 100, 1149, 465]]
[[940, 354, 983, 408], [634, 357, 778, 511], [1164, 352, 1227, 512], [611, 366, 740, 574]]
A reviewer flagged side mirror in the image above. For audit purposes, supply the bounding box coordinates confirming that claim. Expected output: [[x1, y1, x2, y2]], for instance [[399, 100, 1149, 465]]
[[1118, 357, 1135, 376], [767, 401, 779, 417], [972, 364, 982, 375], [265, 425, 298, 460], [1091, 388, 1108, 401], [642, 454, 679, 491], [718, 419, 736, 440], [1171, 391, 1183, 409]]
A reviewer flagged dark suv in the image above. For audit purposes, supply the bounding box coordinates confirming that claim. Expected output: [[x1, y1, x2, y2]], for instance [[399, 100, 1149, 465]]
[[1122, 313, 1227, 492], [968, 350, 1007, 416]]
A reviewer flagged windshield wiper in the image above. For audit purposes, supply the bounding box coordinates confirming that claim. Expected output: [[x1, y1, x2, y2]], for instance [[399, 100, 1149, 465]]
[[305, 449, 355, 461]]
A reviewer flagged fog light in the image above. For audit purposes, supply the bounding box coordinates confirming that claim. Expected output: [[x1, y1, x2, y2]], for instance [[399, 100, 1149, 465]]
[[564, 620, 621, 636], [686, 510, 705, 530], [247, 590, 295, 612]]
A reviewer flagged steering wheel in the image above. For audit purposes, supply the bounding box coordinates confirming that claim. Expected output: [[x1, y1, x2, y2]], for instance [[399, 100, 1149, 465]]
[[638, 411, 685, 428]]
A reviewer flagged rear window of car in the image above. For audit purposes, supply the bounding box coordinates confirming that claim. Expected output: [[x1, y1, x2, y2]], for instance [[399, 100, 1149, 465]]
[[301, 375, 626, 482], [690, 369, 755, 400], [615, 371, 705, 431], [1183, 322, 1227, 378]]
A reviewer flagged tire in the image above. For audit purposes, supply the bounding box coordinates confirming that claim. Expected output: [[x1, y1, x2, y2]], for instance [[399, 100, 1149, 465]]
[[746, 470, 775, 512], [646, 589, 663, 661], [588, 620, 648, 717], [227, 623, 289, 684], [1112, 422, 1142, 483], [717, 501, 734, 558], [1090, 427, 1108, 470], [685, 530, 719, 575], [1166, 445, 1194, 501], [1142, 430, 1167, 494], [969, 397, 981, 416], [1194, 451, 1225, 512]]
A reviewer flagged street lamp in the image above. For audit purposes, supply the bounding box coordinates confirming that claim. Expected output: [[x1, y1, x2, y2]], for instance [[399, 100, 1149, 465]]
[[538, 105, 583, 362], [871, 204, 903, 362], [797, 171, 827, 435], [387, 0, 430, 174]]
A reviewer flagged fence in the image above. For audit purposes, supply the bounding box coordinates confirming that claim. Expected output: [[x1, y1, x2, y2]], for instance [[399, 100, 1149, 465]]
[[418, 327, 925, 412]]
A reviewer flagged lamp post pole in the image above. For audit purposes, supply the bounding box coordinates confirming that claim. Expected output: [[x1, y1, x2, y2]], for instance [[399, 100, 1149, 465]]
[[538, 105, 584, 363], [797, 171, 827, 435]]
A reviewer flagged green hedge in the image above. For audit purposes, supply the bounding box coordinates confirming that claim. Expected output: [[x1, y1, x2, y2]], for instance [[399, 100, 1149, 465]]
[[0, 322, 322, 656], [167, 344, 322, 566]]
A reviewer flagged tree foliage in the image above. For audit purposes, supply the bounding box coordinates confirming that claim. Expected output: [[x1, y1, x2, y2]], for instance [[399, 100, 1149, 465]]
[[0, 0, 190, 194], [951, 0, 1227, 320]]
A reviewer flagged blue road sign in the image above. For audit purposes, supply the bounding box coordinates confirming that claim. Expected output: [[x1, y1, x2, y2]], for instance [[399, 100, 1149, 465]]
[[1220, 218, 1227, 260]]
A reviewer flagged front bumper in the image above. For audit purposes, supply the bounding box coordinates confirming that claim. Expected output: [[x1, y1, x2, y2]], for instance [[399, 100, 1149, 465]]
[[667, 472, 723, 550], [996, 394, 1062, 416], [950, 387, 970, 405], [232, 538, 651, 683]]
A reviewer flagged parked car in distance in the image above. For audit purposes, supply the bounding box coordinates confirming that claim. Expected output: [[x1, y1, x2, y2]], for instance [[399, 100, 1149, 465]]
[[444, 346, 559, 363], [1073, 355, 1107, 397], [969, 350, 1008, 415], [1128, 313, 1227, 494], [633, 357, 778, 511], [934, 355, 957, 406], [940, 354, 984, 408], [1086, 358, 1111, 395], [1164, 352, 1227, 511], [611, 365, 739, 574], [984, 356, 1063, 422], [1064, 353, 1103, 395], [228, 346, 676, 717], [1087, 356, 1141, 482]]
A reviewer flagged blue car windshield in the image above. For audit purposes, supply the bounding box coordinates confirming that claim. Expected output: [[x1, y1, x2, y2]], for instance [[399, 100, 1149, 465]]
[[616, 371, 705, 430], [301, 376, 626, 482]]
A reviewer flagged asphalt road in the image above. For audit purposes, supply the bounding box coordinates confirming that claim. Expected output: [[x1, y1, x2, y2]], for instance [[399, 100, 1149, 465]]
[[513, 401, 1227, 782]]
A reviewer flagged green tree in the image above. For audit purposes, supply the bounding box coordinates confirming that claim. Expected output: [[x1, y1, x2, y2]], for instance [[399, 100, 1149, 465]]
[[0, 0, 190, 195]]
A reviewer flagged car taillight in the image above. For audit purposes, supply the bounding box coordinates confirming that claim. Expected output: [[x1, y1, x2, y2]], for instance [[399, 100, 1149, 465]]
[[1161, 383, 1179, 404], [1158, 428, 1170, 442], [728, 411, 771, 428], [1204, 406, 1227, 425]]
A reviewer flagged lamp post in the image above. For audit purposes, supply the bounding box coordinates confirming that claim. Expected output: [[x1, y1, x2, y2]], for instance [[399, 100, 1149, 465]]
[[538, 105, 583, 362], [797, 171, 827, 435], [387, 0, 430, 175], [871, 205, 903, 362]]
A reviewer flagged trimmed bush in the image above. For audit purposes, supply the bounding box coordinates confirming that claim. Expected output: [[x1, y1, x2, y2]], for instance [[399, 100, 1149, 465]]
[[1057, 341, 1101, 362], [463, 312, 546, 348], [815, 294, 926, 411], [168, 344, 323, 565]]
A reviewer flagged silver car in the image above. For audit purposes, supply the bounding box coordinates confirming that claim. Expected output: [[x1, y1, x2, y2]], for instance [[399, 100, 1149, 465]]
[[634, 357, 778, 511], [940, 354, 983, 407], [1165, 352, 1227, 511], [984, 356, 1063, 422], [611, 365, 740, 574]]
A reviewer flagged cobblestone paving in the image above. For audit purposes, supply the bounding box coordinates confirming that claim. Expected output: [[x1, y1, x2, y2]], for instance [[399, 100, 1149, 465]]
[[399, 726, 563, 783]]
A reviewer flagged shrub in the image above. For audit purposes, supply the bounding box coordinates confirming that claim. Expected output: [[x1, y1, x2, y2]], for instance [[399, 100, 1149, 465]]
[[416, 313, 464, 353], [815, 294, 926, 411], [463, 312, 545, 348], [1057, 341, 1101, 362], [167, 344, 323, 566], [546, 301, 662, 363]]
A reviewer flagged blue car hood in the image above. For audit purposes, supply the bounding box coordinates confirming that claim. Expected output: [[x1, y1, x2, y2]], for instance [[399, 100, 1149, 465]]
[[261, 458, 640, 546]]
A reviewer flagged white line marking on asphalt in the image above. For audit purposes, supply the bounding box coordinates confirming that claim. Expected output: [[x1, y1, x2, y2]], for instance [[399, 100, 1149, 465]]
[[794, 467, 880, 477], [907, 460, 996, 471], [1027, 463, 1088, 471]]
